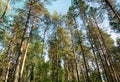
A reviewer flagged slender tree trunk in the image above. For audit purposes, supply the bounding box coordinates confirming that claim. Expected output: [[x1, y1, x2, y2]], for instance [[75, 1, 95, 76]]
[[19, 41, 29, 82], [0, 0, 10, 19], [20, 17, 36, 82], [80, 64, 86, 82], [51, 54, 55, 82], [104, 0, 120, 21], [5, 26, 18, 82], [0, 47, 10, 80], [0, 52, 8, 80], [78, 39, 90, 82], [0, 26, 18, 81], [13, 1, 33, 82], [53, 23, 59, 82], [69, 26, 80, 82], [87, 31, 102, 82], [73, 17, 90, 82], [64, 56, 69, 82], [87, 26, 109, 82], [78, 14, 108, 81], [55, 38, 59, 82], [93, 16, 119, 82], [80, 11, 110, 81], [71, 58, 76, 81], [96, 30, 114, 82]]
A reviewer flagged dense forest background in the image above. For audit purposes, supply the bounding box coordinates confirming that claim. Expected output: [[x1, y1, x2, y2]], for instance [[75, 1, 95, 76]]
[[0, 0, 120, 82]]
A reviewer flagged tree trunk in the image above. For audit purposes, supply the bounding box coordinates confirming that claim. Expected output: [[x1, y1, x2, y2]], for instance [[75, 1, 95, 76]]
[[93, 16, 119, 82], [80, 64, 86, 82], [87, 31, 102, 82], [73, 17, 90, 82], [0, 0, 10, 19], [64, 55, 69, 82], [13, 1, 33, 82], [80, 11, 111, 81], [87, 25, 110, 82], [69, 26, 80, 82], [20, 17, 36, 82], [5, 26, 18, 82], [104, 0, 120, 21], [55, 37, 59, 82]]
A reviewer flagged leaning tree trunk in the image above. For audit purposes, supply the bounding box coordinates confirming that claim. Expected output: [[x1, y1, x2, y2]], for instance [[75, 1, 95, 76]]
[[55, 34, 59, 82], [0, 0, 10, 19], [93, 16, 119, 82], [51, 53, 55, 82], [69, 26, 80, 82], [5, 26, 18, 82], [80, 10, 111, 81], [104, 0, 120, 21], [73, 17, 90, 82], [64, 55, 70, 82], [95, 27, 114, 82], [80, 63, 86, 82], [13, 1, 33, 82], [20, 17, 36, 82], [87, 31, 102, 82], [0, 26, 18, 81], [87, 25, 110, 82]]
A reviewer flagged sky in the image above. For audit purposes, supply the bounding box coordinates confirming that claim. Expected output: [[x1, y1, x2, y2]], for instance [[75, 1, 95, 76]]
[[45, 0, 71, 15]]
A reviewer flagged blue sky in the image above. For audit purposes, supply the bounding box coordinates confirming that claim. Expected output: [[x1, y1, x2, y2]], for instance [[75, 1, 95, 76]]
[[45, 0, 71, 15]]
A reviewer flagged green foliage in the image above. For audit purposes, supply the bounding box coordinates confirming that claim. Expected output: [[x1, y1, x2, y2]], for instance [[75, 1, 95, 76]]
[[0, 0, 120, 82]]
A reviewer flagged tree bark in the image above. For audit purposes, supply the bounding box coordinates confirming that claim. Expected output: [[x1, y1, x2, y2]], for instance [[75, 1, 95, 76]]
[[20, 17, 36, 82], [73, 17, 90, 82], [94, 16, 119, 82], [64, 56, 69, 82], [104, 0, 120, 21], [13, 1, 33, 82], [87, 31, 102, 82], [87, 25, 110, 82], [69, 26, 80, 82], [5, 26, 18, 82], [0, 0, 10, 19]]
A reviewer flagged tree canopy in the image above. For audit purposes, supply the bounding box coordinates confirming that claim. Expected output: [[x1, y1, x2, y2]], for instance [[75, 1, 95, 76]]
[[0, 0, 120, 82]]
